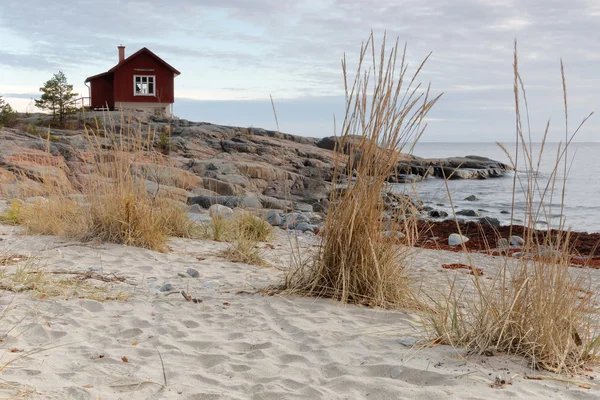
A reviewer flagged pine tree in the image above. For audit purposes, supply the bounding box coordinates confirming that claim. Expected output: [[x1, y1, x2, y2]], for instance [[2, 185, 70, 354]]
[[35, 71, 78, 126], [0, 96, 17, 127]]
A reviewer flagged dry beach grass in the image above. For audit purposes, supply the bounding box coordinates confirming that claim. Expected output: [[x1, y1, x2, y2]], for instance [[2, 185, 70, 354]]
[[282, 33, 441, 308], [419, 43, 600, 374], [1, 113, 198, 252]]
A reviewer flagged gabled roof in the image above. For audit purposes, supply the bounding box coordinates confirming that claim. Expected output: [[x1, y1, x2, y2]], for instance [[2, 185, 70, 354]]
[[85, 47, 180, 82]]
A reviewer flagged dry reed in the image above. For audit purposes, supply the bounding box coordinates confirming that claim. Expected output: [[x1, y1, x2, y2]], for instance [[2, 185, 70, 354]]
[[282, 33, 441, 307], [421, 42, 599, 373], [4, 112, 198, 252]]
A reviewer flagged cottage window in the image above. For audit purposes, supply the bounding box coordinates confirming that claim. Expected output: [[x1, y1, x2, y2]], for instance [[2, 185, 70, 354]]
[[134, 75, 155, 96]]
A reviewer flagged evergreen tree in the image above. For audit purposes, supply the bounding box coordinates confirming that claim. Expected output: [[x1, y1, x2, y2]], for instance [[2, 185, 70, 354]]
[[0, 95, 17, 127], [35, 71, 78, 126]]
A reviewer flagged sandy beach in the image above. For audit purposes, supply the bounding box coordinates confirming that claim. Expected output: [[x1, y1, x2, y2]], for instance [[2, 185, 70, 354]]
[[0, 216, 597, 400]]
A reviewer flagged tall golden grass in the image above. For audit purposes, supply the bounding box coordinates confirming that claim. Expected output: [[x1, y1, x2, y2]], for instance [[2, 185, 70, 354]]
[[421, 42, 599, 373], [4, 113, 197, 252], [282, 33, 441, 307]]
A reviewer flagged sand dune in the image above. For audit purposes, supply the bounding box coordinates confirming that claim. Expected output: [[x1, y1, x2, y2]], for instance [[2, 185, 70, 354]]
[[0, 225, 597, 399]]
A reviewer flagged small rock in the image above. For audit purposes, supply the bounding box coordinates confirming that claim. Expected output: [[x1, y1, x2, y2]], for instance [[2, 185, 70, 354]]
[[208, 204, 233, 218], [186, 268, 200, 278], [382, 231, 406, 240], [294, 222, 318, 233], [293, 202, 314, 213], [497, 238, 509, 250], [87, 266, 103, 272], [479, 217, 500, 227], [397, 337, 417, 347], [448, 233, 469, 246], [509, 235, 524, 247], [159, 283, 173, 292], [428, 210, 449, 218], [265, 210, 282, 226], [177, 273, 187, 278], [283, 213, 310, 228], [464, 195, 479, 201], [500, 210, 510, 215], [456, 209, 479, 217]]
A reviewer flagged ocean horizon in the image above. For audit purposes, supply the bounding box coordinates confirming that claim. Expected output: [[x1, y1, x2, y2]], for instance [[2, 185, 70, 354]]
[[395, 141, 600, 233]]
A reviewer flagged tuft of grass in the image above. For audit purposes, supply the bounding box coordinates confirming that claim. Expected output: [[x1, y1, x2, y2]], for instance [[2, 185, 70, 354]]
[[7, 112, 199, 252], [208, 214, 233, 242], [24, 123, 40, 135], [238, 213, 272, 242], [0, 200, 24, 225], [419, 42, 600, 374], [223, 235, 266, 266], [204, 212, 272, 243], [0, 256, 129, 301], [280, 33, 440, 308]]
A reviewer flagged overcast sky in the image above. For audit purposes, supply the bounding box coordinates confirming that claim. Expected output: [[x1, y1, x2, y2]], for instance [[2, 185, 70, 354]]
[[0, 0, 598, 141]]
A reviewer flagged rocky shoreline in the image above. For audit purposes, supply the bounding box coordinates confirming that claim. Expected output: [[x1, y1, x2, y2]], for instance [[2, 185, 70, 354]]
[[8, 112, 575, 260], [0, 112, 512, 215]]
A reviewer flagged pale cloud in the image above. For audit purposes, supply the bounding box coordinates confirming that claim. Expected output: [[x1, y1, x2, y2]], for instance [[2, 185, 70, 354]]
[[0, 0, 598, 140]]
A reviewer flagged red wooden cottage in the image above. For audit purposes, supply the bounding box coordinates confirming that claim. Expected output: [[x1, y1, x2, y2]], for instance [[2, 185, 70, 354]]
[[85, 46, 180, 116]]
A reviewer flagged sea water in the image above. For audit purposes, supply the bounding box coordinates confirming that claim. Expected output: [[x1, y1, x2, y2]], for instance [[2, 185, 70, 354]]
[[390, 142, 600, 233]]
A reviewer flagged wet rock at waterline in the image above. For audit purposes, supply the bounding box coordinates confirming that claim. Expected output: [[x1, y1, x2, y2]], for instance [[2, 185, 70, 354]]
[[429, 210, 449, 218], [479, 216, 501, 227], [464, 195, 479, 201], [456, 209, 480, 217], [396, 155, 510, 181]]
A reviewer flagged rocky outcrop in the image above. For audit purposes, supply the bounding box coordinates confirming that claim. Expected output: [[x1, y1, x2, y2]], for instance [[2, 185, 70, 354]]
[[0, 112, 511, 214], [397, 155, 510, 180]]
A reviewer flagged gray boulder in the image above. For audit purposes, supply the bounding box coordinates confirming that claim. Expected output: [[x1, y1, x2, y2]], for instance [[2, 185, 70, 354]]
[[283, 213, 310, 228], [293, 202, 314, 213], [479, 217, 500, 227], [448, 233, 469, 246], [294, 222, 318, 233], [464, 195, 479, 201], [456, 209, 480, 217], [265, 210, 283, 226], [187, 195, 263, 209], [209, 204, 233, 218]]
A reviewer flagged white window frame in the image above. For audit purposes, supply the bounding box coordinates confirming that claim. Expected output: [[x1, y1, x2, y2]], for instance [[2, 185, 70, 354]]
[[133, 75, 156, 96]]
